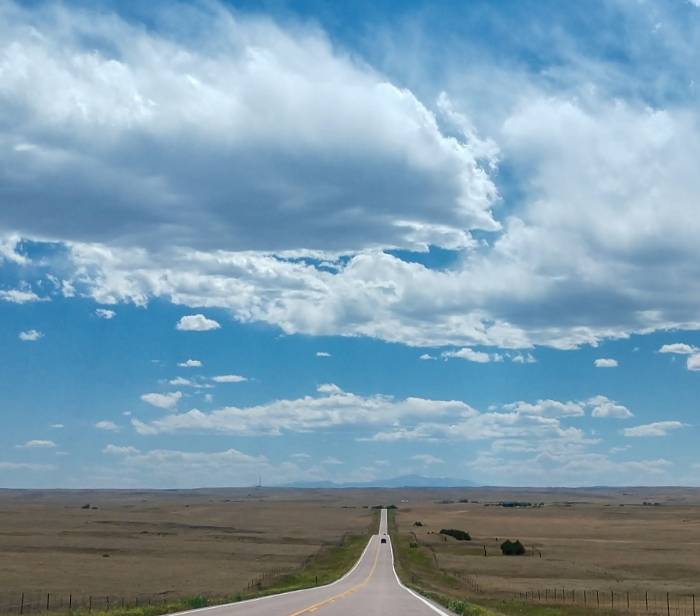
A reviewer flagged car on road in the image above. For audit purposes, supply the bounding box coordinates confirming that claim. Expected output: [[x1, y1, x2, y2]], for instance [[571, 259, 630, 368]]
[[380, 536, 387, 544]]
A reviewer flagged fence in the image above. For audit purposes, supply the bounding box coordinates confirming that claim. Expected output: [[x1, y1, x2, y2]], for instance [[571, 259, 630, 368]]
[[0, 592, 174, 615], [514, 588, 698, 616]]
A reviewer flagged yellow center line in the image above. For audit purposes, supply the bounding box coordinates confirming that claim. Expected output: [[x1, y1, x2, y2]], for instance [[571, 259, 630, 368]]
[[287, 536, 381, 616]]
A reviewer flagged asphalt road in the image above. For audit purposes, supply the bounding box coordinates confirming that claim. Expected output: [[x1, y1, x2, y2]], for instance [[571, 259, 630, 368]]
[[174, 508, 449, 615]]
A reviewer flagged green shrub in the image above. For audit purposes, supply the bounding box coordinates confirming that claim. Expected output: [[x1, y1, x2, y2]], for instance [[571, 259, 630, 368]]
[[500, 539, 526, 555], [439, 528, 471, 541], [448, 599, 467, 614], [186, 596, 208, 609]]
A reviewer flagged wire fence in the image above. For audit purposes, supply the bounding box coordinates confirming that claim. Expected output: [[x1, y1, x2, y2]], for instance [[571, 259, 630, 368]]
[[514, 588, 698, 616], [0, 592, 174, 615]]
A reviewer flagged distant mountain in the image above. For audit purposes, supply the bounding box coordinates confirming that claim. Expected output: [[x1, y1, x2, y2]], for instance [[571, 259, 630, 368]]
[[282, 474, 477, 488]]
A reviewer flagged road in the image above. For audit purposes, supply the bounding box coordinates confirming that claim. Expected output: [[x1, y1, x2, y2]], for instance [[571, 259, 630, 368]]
[[175, 508, 450, 615]]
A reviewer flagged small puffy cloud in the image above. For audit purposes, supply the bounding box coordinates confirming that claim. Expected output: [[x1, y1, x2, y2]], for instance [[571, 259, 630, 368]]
[[316, 383, 343, 394], [169, 377, 193, 386], [316, 352, 332, 357], [623, 421, 685, 438], [18, 439, 56, 448], [103, 444, 140, 455], [442, 347, 492, 363], [18, 329, 42, 341], [659, 343, 696, 355], [211, 374, 247, 383], [594, 358, 618, 368], [95, 420, 119, 431], [687, 354, 700, 371], [0, 289, 43, 303], [95, 308, 116, 319], [178, 359, 203, 368], [504, 399, 584, 418], [511, 353, 536, 364], [588, 395, 633, 419], [176, 314, 221, 332], [419, 353, 436, 360], [321, 457, 343, 465], [50, 424, 64, 429], [412, 453, 444, 465], [140, 391, 182, 409]]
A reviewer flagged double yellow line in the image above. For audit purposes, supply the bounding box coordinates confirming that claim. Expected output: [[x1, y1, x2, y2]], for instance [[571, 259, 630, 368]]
[[287, 536, 381, 615]]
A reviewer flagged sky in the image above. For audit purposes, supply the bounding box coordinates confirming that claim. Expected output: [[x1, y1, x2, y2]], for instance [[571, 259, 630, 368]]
[[2, 0, 700, 488]]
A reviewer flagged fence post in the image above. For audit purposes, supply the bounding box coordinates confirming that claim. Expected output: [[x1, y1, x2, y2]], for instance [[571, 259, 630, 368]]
[[693, 594, 696, 616], [69, 594, 72, 610], [584, 590, 587, 606], [667, 592, 670, 616], [88, 596, 92, 612], [628, 591, 630, 609], [646, 592, 649, 611], [612, 590, 614, 609], [19, 593, 24, 615], [47, 593, 51, 611], [597, 590, 600, 608], [106, 597, 109, 611]]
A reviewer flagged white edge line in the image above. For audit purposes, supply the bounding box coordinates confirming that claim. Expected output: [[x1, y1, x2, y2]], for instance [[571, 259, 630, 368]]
[[167, 528, 377, 616], [387, 517, 452, 615]]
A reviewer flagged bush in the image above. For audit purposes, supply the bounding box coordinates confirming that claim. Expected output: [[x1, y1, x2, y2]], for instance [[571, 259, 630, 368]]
[[186, 596, 208, 609], [409, 541, 418, 548], [439, 528, 471, 541], [448, 599, 467, 614], [500, 539, 526, 555]]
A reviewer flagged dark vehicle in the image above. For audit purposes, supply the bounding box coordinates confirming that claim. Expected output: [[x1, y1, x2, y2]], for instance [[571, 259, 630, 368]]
[[380, 537, 387, 544]]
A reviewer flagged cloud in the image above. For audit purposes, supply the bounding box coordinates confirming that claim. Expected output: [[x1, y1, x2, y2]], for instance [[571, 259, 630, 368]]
[[321, 457, 343, 465], [140, 391, 182, 409], [103, 444, 140, 455], [623, 421, 685, 437], [503, 399, 585, 418], [659, 343, 697, 355], [419, 353, 436, 360], [18, 329, 42, 341], [95, 420, 119, 431], [176, 314, 221, 332], [587, 395, 633, 419], [131, 386, 475, 436], [316, 351, 332, 357], [50, 424, 64, 429], [178, 359, 203, 368], [169, 377, 193, 386], [0, 2, 498, 255], [0, 462, 56, 471], [18, 439, 56, 448], [211, 374, 247, 383], [95, 308, 116, 319], [687, 354, 700, 371], [511, 353, 536, 364], [411, 453, 444, 465], [0, 289, 43, 303], [594, 358, 618, 368], [442, 347, 492, 363]]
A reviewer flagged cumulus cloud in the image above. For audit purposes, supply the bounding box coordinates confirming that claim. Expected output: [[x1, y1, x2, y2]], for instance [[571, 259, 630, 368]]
[[95, 420, 119, 431], [176, 314, 221, 332], [587, 395, 633, 419], [442, 347, 492, 363], [623, 421, 685, 437], [688, 354, 700, 371], [18, 329, 42, 341], [419, 353, 436, 360], [18, 439, 56, 448], [103, 444, 140, 455], [95, 308, 116, 319], [503, 399, 585, 418], [0, 289, 43, 303], [594, 358, 618, 368], [178, 359, 203, 368], [0, 2, 497, 255], [211, 374, 247, 383], [659, 343, 696, 354], [140, 391, 182, 409], [316, 351, 332, 357]]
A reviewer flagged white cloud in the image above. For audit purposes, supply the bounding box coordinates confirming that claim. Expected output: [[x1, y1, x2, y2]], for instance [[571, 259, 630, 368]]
[[169, 377, 193, 386], [0, 462, 56, 471], [316, 351, 332, 357], [0, 289, 43, 303], [176, 314, 221, 332], [50, 423, 64, 429], [0, 234, 27, 264], [659, 343, 696, 354], [95, 420, 119, 431], [18, 329, 42, 341], [687, 354, 700, 371], [442, 347, 492, 363], [211, 374, 247, 383], [140, 391, 182, 409], [623, 421, 685, 437], [103, 444, 140, 455], [131, 386, 475, 436], [0, 3, 498, 255], [95, 308, 116, 319], [411, 453, 444, 465], [587, 395, 633, 419], [419, 353, 436, 360], [18, 439, 56, 448], [594, 358, 618, 368], [178, 359, 203, 368], [511, 353, 536, 364], [503, 399, 585, 418], [321, 457, 343, 465], [291, 452, 311, 460]]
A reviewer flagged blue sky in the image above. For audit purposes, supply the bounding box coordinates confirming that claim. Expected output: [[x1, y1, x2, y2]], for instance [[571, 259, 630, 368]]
[[2, 0, 700, 487]]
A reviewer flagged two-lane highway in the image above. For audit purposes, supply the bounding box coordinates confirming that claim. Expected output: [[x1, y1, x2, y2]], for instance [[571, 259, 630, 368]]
[[175, 509, 449, 615]]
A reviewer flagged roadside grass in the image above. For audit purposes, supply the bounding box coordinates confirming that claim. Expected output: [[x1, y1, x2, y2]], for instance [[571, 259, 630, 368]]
[[389, 510, 613, 616], [2, 510, 379, 616]]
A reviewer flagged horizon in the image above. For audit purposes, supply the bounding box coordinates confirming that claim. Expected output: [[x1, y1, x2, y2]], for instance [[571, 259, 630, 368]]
[[2, 0, 700, 489]]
